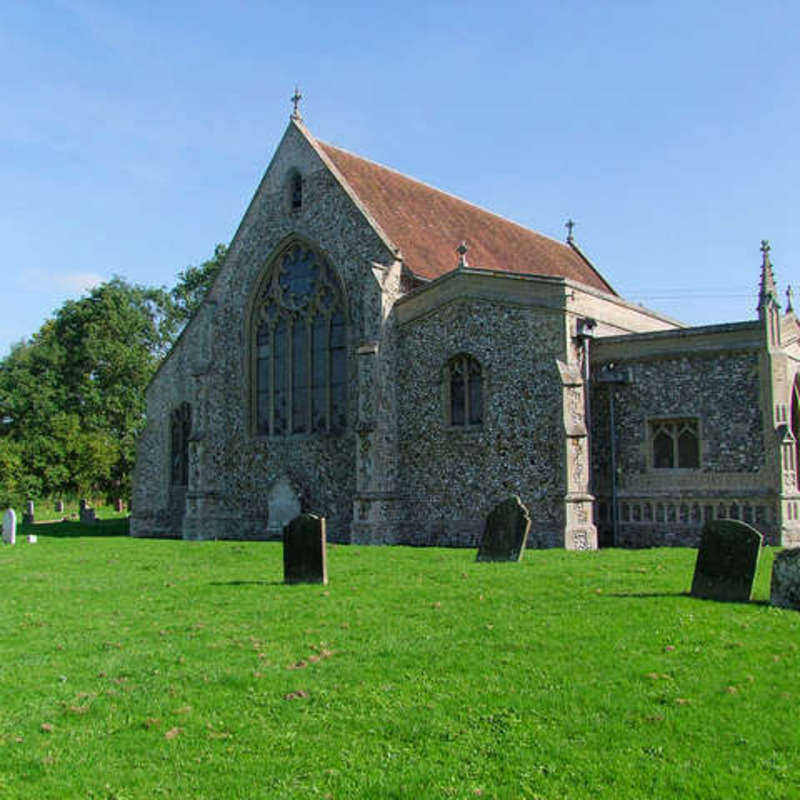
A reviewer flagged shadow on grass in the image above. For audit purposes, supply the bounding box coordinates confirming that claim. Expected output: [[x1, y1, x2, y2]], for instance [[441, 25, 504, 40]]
[[209, 580, 284, 587], [608, 590, 770, 606], [18, 518, 130, 538]]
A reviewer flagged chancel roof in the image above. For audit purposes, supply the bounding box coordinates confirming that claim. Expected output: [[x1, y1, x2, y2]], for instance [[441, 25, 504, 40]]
[[317, 139, 616, 295]]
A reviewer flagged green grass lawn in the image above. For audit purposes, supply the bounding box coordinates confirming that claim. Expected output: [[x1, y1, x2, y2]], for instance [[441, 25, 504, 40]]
[[0, 525, 798, 799]]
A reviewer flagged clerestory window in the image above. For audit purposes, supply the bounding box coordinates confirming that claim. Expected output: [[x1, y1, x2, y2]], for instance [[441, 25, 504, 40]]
[[446, 354, 483, 426], [650, 418, 699, 469], [170, 402, 191, 486], [253, 244, 346, 436]]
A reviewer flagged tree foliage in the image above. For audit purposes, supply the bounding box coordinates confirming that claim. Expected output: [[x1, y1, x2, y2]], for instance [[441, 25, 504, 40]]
[[0, 246, 225, 505]]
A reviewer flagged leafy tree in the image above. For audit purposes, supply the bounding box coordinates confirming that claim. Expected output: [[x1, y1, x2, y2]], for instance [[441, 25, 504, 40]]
[[169, 243, 227, 328]]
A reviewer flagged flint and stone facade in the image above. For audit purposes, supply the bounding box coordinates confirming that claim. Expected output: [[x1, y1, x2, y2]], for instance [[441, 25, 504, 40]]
[[131, 117, 800, 548]]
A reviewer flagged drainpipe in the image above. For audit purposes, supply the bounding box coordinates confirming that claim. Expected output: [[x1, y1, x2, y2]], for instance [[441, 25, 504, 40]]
[[575, 317, 597, 493], [597, 364, 631, 547]]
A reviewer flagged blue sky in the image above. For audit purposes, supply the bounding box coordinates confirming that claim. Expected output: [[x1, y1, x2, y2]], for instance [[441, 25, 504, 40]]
[[2, 0, 798, 355]]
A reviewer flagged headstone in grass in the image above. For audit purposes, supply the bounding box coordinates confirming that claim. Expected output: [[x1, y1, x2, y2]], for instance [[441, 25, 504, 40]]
[[114, 498, 124, 513], [283, 513, 327, 585], [476, 496, 530, 562], [769, 548, 800, 610], [55, 500, 64, 514], [23, 500, 34, 525], [3, 508, 16, 545], [690, 519, 762, 602], [79, 501, 96, 524], [268, 476, 301, 538]]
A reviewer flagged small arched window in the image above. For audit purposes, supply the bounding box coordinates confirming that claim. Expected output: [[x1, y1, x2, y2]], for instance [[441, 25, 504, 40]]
[[253, 244, 346, 436], [446, 354, 483, 426], [170, 403, 191, 486], [286, 170, 302, 212]]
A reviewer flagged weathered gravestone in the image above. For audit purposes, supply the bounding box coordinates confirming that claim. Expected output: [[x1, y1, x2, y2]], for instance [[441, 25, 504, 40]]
[[476, 496, 531, 562], [23, 500, 34, 525], [770, 548, 800, 610], [267, 477, 301, 538], [283, 514, 327, 585], [690, 519, 762, 602], [54, 500, 64, 514], [79, 500, 96, 524], [3, 509, 17, 545]]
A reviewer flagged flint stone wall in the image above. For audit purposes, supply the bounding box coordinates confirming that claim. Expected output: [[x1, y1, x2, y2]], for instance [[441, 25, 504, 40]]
[[591, 347, 775, 546], [132, 124, 396, 541], [396, 298, 567, 548]]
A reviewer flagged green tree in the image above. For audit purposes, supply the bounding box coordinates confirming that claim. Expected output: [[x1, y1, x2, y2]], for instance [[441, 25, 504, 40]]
[[169, 243, 227, 328]]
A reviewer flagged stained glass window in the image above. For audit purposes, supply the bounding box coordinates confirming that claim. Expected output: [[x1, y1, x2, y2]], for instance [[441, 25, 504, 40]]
[[254, 244, 346, 436], [447, 354, 483, 427]]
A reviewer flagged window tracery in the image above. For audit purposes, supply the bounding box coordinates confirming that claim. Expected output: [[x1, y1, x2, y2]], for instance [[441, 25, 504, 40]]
[[446, 354, 483, 426], [253, 244, 346, 436], [650, 418, 699, 469]]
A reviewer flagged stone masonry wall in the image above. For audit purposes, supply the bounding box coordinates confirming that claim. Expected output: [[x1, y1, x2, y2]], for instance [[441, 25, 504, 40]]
[[590, 349, 778, 545], [396, 298, 568, 548], [131, 123, 397, 541]]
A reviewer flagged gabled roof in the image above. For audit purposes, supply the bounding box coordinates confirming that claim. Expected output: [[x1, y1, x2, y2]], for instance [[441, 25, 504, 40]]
[[316, 139, 616, 295]]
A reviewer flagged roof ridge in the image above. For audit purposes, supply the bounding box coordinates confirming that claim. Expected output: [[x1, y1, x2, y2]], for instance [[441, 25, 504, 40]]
[[318, 139, 574, 253]]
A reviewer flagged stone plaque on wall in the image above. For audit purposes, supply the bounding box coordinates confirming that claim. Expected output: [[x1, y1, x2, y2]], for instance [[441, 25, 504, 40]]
[[283, 513, 327, 585], [476, 496, 531, 562], [690, 519, 762, 602]]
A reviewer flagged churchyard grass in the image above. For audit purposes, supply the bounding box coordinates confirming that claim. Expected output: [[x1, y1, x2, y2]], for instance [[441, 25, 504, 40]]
[[0, 530, 798, 799]]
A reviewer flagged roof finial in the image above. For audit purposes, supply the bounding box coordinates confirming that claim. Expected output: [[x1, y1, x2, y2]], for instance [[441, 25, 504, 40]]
[[758, 238, 780, 319], [456, 241, 469, 270], [787, 285, 794, 314], [290, 86, 303, 121], [565, 218, 575, 245]]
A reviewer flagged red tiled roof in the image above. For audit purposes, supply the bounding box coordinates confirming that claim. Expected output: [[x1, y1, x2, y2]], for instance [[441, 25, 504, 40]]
[[318, 141, 616, 294]]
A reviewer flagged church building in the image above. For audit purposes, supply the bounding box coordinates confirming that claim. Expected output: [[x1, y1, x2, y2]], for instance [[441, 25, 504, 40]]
[[130, 102, 800, 549]]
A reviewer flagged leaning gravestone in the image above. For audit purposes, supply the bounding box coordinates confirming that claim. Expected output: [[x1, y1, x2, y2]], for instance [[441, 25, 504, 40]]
[[267, 477, 301, 538], [22, 500, 34, 526], [283, 513, 327, 585], [476, 496, 531, 562], [3, 509, 17, 545], [770, 548, 800, 610], [690, 519, 762, 602]]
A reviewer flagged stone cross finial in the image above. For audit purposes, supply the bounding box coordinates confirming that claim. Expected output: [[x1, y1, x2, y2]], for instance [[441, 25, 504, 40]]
[[787, 285, 794, 314], [565, 218, 575, 244], [761, 239, 771, 260], [290, 86, 303, 121], [456, 241, 469, 270]]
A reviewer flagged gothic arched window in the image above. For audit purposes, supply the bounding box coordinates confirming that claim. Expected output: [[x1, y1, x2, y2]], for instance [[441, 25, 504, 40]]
[[253, 244, 347, 436], [446, 354, 483, 426], [170, 402, 191, 486], [649, 418, 699, 469]]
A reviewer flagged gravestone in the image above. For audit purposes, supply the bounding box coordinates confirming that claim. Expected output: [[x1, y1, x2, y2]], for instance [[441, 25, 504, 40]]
[[283, 513, 327, 585], [79, 501, 96, 524], [23, 500, 34, 526], [476, 496, 531, 562], [267, 477, 301, 538], [770, 548, 800, 610], [3, 509, 17, 545], [54, 500, 64, 514], [690, 519, 762, 602], [114, 498, 124, 513], [79, 498, 88, 511], [27, 534, 37, 544]]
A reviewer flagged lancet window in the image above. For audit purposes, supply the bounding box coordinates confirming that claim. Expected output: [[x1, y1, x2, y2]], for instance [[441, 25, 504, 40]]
[[254, 244, 346, 436], [650, 418, 699, 469], [447, 354, 483, 426], [170, 402, 191, 486]]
